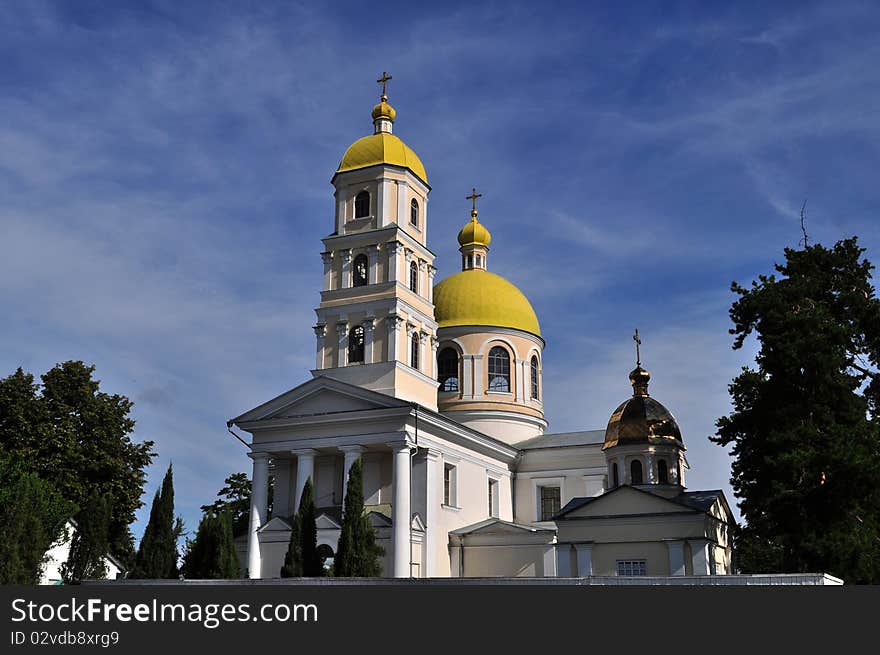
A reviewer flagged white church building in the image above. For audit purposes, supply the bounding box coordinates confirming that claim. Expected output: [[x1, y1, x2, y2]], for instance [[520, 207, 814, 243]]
[[228, 79, 737, 580]]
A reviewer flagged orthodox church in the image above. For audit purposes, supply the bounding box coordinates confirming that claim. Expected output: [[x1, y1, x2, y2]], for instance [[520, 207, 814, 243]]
[[228, 77, 735, 579]]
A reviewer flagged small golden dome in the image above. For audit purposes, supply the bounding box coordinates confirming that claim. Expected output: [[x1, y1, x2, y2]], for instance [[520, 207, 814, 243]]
[[433, 269, 540, 337], [603, 368, 684, 450], [371, 97, 397, 122], [457, 210, 492, 248]]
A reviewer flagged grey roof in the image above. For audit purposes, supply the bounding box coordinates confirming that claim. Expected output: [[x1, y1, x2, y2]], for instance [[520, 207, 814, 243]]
[[514, 430, 605, 450], [555, 486, 725, 519], [450, 518, 556, 536]]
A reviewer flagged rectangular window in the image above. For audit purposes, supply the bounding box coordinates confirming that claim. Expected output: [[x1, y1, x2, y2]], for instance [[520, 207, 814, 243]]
[[539, 486, 561, 521], [444, 463, 457, 507], [488, 478, 499, 517], [616, 560, 647, 576]]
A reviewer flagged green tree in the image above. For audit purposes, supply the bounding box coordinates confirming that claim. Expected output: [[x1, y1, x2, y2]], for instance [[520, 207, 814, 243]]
[[280, 477, 322, 577], [0, 457, 75, 584], [0, 362, 156, 566], [182, 512, 239, 579], [333, 459, 384, 577], [201, 472, 273, 539], [61, 491, 111, 584], [712, 237, 880, 583], [131, 464, 182, 579]]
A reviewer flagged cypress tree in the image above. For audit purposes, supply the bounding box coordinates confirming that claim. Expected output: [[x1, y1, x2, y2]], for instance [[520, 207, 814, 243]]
[[280, 477, 323, 577], [61, 491, 111, 584], [333, 459, 383, 577], [280, 511, 303, 577], [131, 464, 178, 579], [183, 511, 239, 579]]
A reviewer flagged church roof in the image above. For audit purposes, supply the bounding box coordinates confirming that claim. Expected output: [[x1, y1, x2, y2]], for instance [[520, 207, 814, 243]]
[[450, 518, 556, 536], [335, 132, 428, 185], [515, 430, 605, 450], [603, 366, 684, 450], [554, 486, 727, 520]]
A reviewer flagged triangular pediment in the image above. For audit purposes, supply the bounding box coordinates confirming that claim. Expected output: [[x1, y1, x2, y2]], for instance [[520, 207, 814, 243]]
[[316, 513, 341, 530], [451, 518, 555, 537], [557, 486, 696, 520], [230, 375, 411, 425], [257, 516, 292, 533]]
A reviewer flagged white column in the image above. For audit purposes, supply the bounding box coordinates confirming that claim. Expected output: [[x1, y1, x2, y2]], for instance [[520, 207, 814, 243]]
[[690, 539, 711, 575], [247, 452, 270, 579], [404, 249, 414, 292], [339, 445, 365, 506], [427, 266, 436, 303], [462, 356, 474, 399], [378, 179, 392, 226], [388, 241, 402, 283], [313, 324, 326, 370], [574, 543, 593, 577], [292, 449, 317, 512], [340, 249, 352, 289], [618, 456, 626, 485], [362, 318, 375, 364], [321, 252, 334, 291], [473, 354, 484, 398], [406, 323, 417, 369], [430, 337, 439, 381], [336, 321, 348, 368], [396, 180, 408, 227], [419, 331, 428, 374], [390, 441, 412, 578], [424, 449, 441, 577], [367, 245, 379, 285], [556, 544, 573, 577], [418, 260, 427, 298], [666, 539, 686, 576], [514, 359, 524, 401], [646, 454, 656, 484], [387, 315, 402, 361]]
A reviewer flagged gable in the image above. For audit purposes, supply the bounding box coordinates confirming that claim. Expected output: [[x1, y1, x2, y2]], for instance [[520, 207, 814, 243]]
[[230, 375, 410, 425], [560, 486, 696, 520], [257, 517, 292, 533], [316, 513, 341, 530]]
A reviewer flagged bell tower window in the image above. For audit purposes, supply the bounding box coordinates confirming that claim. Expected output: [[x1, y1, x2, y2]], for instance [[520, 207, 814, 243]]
[[353, 254, 368, 287], [410, 198, 419, 227], [438, 347, 460, 392], [630, 459, 644, 485], [410, 333, 420, 370], [488, 346, 510, 392], [354, 191, 370, 219], [409, 261, 419, 293], [658, 459, 668, 484], [348, 326, 365, 363]]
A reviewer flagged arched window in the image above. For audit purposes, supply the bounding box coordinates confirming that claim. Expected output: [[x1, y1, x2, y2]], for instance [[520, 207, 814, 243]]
[[488, 346, 510, 392], [611, 462, 619, 488], [530, 355, 539, 400], [410, 198, 419, 226], [438, 348, 460, 392], [411, 333, 420, 370], [354, 191, 370, 218], [657, 459, 668, 484], [475, 254, 482, 268], [630, 459, 644, 485], [409, 260, 418, 293], [352, 254, 368, 287], [348, 326, 365, 363], [316, 544, 334, 572], [467, 254, 473, 269]]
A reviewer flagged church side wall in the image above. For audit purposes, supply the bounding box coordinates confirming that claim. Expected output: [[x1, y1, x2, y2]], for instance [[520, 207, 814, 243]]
[[461, 544, 554, 577]]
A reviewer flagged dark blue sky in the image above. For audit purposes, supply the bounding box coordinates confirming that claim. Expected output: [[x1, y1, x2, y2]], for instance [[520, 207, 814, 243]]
[[2, 0, 879, 539]]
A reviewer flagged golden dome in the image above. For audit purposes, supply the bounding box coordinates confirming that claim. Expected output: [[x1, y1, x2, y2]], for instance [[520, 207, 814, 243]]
[[457, 210, 492, 248], [433, 269, 541, 337], [603, 367, 684, 450], [371, 99, 397, 122], [336, 132, 428, 185]]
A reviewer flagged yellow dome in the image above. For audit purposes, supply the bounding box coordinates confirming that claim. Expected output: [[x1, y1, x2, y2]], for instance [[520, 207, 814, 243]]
[[336, 133, 428, 185], [434, 269, 541, 337], [457, 211, 492, 248]]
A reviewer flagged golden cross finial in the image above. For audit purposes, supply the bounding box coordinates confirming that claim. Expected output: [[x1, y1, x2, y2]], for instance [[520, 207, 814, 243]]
[[466, 187, 483, 214], [377, 71, 392, 99], [633, 329, 642, 367]]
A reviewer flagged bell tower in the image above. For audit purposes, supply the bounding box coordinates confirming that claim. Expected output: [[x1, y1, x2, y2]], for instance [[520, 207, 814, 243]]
[[313, 74, 439, 410]]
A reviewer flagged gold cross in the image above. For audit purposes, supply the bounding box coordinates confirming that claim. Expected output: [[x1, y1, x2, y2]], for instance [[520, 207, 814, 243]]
[[377, 71, 392, 98], [633, 329, 642, 366], [466, 187, 482, 213]]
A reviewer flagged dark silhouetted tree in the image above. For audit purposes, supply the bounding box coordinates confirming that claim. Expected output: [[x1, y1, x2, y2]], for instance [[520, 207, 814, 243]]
[[182, 512, 239, 579], [333, 459, 383, 577], [61, 490, 111, 584], [131, 464, 182, 579]]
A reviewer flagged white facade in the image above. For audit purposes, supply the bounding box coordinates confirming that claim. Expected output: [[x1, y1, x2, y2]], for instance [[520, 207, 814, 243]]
[[40, 519, 125, 585]]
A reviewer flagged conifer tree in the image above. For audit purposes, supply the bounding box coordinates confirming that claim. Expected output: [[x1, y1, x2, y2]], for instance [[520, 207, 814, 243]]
[[280, 477, 323, 577], [280, 510, 303, 577], [183, 511, 239, 579], [713, 237, 880, 583], [333, 459, 384, 577], [131, 464, 180, 579], [61, 491, 111, 584]]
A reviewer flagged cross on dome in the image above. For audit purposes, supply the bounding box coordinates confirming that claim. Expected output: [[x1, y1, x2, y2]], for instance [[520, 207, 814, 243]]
[[377, 71, 392, 100]]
